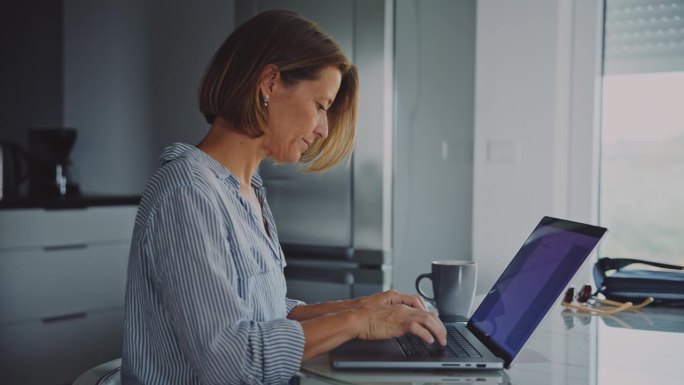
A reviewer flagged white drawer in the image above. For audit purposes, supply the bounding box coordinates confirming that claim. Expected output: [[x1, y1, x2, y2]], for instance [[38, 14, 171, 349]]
[[0, 308, 123, 385], [0, 205, 138, 250], [0, 242, 129, 324]]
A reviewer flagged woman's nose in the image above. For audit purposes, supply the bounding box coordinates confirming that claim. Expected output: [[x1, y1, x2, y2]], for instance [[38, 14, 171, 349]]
[[314, 117, 329, 140]]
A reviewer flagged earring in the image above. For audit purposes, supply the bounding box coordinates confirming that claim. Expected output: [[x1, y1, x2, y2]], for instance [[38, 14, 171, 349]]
[[263, 95, 269, 108]]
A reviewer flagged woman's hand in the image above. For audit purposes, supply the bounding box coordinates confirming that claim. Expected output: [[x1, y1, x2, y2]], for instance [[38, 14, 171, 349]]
[[298, 290, 446, 360], [352, 304, 447, 346], [353, 289, 428, 312]]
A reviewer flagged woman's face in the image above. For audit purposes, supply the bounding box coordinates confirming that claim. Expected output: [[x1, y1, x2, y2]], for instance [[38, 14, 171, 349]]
[[261, 66, 342, 163]]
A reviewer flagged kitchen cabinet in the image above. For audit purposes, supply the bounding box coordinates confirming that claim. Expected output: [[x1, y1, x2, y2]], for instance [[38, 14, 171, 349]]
[[0, 204, 137, 385]]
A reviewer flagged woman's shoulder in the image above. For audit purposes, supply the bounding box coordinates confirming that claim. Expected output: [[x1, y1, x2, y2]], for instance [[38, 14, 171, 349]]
[[136, 144, 225, 222], [147, 156, 214, 196]]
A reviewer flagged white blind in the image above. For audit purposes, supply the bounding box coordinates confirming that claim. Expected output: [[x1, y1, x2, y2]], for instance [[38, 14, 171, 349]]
[[604, 0, 684, 74]]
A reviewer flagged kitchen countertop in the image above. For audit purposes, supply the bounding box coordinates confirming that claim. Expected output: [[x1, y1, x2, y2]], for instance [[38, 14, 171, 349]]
[[0, 194, 140, 210], [298, 301, 684, 385]]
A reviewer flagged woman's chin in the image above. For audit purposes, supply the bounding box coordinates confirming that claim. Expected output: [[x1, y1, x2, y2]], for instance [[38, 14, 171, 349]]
[[289, 153, 303, 163]]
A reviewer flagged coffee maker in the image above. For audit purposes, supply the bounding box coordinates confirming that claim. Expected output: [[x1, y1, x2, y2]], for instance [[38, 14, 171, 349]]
[[28, 128, 80, 198]]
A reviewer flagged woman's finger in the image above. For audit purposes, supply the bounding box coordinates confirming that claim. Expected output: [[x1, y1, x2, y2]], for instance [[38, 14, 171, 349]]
[[388, 291, 428, 311], [424, 313, 447, 346], [407, 295, 428, 311], [407, 320, 435, 344], [399, 308, 446, 345]]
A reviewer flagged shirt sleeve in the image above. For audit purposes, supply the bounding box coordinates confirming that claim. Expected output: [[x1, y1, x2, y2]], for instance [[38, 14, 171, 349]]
[[148, 186, 304, 385], [285, 298, 306, 314]]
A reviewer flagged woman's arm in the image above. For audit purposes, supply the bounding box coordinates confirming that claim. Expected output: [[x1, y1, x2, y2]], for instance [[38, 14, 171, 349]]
[[290, 290, 445, 361], [287, 299, 356, 321], [287, 289, 428, 321], [298, 310, 358, 360]]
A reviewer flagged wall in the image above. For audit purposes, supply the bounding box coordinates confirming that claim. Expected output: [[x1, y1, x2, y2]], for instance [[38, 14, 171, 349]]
[[147, 1, 237, 164], [472, 0, 604, 293], [0, 0, 63, 146], [393, 0, 476, 294], [473, 4, 604, 381], [63, 0, 234, 195]]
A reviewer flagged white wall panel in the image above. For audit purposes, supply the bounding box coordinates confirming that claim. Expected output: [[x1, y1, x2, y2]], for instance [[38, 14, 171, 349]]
[[472, 0, 604, 293]]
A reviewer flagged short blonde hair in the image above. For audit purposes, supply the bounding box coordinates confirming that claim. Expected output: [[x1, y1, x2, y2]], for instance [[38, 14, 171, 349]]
[[199, 10, 358, 172]]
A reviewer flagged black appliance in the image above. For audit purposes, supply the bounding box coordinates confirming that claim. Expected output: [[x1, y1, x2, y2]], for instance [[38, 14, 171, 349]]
[[28, 128, 80, 198], [0, 141, 30, 201]]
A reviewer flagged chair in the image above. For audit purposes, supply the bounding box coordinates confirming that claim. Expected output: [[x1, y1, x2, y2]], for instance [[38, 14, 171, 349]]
[[73, 358, 121, 385]]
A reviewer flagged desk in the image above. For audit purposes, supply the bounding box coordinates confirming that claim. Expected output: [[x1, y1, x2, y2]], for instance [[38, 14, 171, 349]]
[[297, 305, 684, 385]]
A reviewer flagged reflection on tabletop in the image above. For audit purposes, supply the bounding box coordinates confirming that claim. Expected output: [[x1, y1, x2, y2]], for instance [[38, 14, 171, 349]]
[[596, 305, 684, 385], [560, 306, 684, 333]]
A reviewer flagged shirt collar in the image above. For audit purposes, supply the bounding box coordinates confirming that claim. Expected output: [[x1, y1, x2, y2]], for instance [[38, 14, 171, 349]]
[[160, 143, 263, 189]]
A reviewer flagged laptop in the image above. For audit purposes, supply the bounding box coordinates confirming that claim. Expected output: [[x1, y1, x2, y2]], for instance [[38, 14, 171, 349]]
[[303, 367, 509, 384], [330, 216, 607, 370]]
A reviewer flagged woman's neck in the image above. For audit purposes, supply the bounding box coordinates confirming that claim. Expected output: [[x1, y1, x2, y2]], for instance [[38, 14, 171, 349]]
[[196, 117, 265, 188]]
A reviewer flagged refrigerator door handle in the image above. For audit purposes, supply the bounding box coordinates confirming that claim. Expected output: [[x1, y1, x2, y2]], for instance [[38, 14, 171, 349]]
[[281, 243, 389, 266], [281, 243, 354, 261], [284, 265, 355, 285]]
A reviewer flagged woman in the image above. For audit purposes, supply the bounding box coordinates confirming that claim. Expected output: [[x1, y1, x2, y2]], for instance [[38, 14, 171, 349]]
[[122, 10, 446, 385]]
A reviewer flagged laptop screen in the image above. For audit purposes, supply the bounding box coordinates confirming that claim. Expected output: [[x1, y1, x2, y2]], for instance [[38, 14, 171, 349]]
[[468, 217, 606, 364]]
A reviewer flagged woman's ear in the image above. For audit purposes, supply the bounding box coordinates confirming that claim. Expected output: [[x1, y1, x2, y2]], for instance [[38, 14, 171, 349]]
[[259, 64, 280, 97]]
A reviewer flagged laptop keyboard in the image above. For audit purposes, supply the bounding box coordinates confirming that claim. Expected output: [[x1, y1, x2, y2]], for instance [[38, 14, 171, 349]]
[[396, 325, 483, 358]]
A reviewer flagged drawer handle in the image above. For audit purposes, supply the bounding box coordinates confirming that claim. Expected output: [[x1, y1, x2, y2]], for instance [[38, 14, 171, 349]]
[[42, 312, 87, 324], [43, 243, 88, 252]]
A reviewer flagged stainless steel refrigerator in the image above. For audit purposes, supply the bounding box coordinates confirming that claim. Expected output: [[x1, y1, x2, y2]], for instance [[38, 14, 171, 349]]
[[239, 0, 395, 303]]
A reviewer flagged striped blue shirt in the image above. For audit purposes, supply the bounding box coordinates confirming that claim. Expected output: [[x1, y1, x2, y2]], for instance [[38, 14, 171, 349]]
[[122, 143, 305, 385]]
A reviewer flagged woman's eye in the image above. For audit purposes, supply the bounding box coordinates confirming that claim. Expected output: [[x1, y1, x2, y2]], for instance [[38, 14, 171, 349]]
[[318, 103, 328, 112]]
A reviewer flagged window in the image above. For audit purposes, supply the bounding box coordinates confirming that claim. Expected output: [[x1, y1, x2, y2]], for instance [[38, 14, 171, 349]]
[[600, 73, 684, 265], [600, 0, 684, 266]]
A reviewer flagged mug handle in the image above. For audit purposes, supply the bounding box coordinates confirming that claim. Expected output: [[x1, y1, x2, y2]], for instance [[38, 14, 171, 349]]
[[415, 273, 434, 301]]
